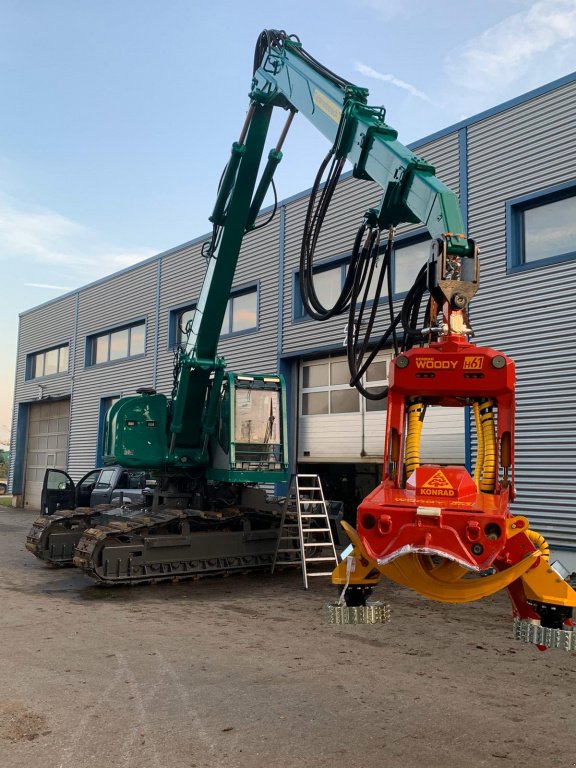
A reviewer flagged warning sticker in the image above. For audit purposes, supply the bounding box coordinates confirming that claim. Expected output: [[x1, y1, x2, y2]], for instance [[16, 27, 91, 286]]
[[419, 470, 455, 497], [422, 470, 453, 489]]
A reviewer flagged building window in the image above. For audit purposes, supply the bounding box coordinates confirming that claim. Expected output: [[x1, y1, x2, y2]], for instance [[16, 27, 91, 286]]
[[508, 183, 576, 271], [172, 287, 258, 347], [27, 344, 69, 380], [294, 260, 363, 320], [300, 353, 390, 416], [294, 239, 431, 320], [87, 322, 145, 366], [393, 236, 430, 295], [226, 289, 257, 334]]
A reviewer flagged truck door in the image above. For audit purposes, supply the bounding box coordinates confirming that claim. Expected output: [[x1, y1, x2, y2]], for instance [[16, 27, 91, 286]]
[[41, 469, 75, 515], [75, 469, 102, 507], [88, 467, 118, 506]]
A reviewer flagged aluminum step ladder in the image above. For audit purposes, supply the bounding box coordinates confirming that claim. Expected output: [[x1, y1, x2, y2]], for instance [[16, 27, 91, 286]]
[[271, 474, 338, 589]]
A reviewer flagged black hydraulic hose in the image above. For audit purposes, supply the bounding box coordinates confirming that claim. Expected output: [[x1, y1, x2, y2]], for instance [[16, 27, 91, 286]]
[[298, 147, 434, 400], [250, 178, 278, 231], [254, 30, 351, 93], [299, 152, 350, 320]]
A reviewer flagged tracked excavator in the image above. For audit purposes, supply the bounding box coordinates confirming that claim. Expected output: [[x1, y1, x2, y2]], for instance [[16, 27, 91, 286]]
[[26, 31, 576, 649]]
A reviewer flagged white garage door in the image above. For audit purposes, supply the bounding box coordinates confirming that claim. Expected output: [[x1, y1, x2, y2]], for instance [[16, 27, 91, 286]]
[[298, 354, 465, 464], [24, 400, 70, 510]]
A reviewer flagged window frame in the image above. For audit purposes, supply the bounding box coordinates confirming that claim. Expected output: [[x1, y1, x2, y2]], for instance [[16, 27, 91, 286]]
[[97, 394, 121, 465], [85, 319, 146, 368], [506, 181, 576, 273], [169, 283, 259, 349], [26, 343, 70, 381], [299, 352, 391, 418], [391, 231, 432, 298], [292, 233, 431, 321]]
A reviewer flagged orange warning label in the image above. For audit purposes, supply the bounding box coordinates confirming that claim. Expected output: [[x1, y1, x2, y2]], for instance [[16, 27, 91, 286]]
[[419, 470, 456, 496], [422, 470, 453, 489]]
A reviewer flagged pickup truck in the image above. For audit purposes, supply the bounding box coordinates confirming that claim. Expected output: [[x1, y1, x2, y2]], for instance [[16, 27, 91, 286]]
[[41, 466, 153, 515]]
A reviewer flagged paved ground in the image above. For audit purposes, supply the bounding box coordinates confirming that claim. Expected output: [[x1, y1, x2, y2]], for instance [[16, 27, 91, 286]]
[[0, 508, 575, 768]]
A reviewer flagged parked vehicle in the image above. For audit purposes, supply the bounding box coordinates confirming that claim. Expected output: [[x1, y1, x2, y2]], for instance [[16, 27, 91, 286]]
[[26, 466, 154, 566], [40, 466, 152, 515]]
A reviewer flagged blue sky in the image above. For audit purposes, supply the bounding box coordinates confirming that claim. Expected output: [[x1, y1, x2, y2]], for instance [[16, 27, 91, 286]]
[[2, 0, 576, 446]]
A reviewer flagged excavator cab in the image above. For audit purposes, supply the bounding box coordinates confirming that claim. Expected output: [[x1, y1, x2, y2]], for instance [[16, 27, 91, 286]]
[[208, 372, 289, 483], [102, 372, 289, 484]]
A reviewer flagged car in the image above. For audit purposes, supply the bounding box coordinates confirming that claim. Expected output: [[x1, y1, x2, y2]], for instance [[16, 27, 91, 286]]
[[0, 482, 7, 496], [41, 466, 153, 515]]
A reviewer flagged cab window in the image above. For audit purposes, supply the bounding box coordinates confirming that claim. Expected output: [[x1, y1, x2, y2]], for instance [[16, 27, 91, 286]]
[[95, 469, 116, 489]]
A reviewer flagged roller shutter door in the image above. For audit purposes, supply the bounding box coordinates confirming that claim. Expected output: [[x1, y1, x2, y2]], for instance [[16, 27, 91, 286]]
[[24, 400, 70, 511], [298, 354, 465, 465]]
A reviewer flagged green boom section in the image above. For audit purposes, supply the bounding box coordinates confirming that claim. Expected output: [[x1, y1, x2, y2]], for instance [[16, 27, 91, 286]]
[[251, 38, 468, 252]]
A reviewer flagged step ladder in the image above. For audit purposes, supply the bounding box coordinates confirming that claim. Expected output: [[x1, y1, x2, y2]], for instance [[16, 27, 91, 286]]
[[271, 474, 339, 589]]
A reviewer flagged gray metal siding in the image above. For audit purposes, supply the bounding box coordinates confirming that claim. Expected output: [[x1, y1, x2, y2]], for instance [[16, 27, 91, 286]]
[[217, 218, 281, 374], [9, 293, 77, 492], [156, 239, 205, 397], [156, 216, 282, 403], [68, 261, 158, 478], [467, 79, 576, 548]]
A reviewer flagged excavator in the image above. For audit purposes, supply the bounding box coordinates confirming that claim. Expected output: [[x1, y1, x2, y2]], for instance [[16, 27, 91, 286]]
[[26, 30, 576, 650]]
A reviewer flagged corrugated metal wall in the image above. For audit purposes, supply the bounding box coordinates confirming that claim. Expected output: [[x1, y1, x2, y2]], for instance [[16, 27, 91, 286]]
[[156, 239, 206, 397], [467, 79, 576, 549], [8, 293, 77, 494], [68, 260, 159, 478]]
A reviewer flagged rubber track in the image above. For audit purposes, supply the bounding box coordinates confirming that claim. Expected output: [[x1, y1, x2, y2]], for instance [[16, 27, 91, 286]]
[[25, 507, 112, 566], [73, 507, 299, 585]]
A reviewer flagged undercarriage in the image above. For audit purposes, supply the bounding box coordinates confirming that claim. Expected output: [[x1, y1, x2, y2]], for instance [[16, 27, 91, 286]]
[[26, 483, 297, 585]]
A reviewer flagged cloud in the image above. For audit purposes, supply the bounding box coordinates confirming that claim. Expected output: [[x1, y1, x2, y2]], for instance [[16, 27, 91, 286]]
[[25, 283, 74, 291], [445, 0, 576, 93], [0, 197, 155, 286], [355, 62, 433, 102]]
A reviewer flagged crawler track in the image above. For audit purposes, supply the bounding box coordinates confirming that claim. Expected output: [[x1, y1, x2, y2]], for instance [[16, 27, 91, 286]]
[[26, 506, 115, 566], [72, 507, 297, 585]]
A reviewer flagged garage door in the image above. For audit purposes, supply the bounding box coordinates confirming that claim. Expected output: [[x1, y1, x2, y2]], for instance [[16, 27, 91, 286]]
[[298, 354, 465, 464], [24, 400, 70, 510]]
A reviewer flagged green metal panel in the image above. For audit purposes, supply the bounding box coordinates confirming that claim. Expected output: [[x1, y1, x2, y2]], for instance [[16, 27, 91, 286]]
[[103, 393, 168, 468], [251, 38, 469, 254]]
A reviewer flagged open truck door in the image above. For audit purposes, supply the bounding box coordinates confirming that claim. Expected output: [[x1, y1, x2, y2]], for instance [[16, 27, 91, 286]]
[[41, 468, 101, 515]]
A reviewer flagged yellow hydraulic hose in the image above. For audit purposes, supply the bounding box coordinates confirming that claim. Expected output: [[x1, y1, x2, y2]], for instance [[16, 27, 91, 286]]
[[479, 399, 497, 493], [472, 401, 485, 491], [405, 399, 425, 479], [527, 529, 550, 561]]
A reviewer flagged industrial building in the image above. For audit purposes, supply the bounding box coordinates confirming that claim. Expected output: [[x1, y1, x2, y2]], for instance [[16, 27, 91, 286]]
[[9, 72, 576, 568]]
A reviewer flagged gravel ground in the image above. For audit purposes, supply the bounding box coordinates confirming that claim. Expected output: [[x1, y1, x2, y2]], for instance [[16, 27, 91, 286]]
[[1, 508, 574, 768]]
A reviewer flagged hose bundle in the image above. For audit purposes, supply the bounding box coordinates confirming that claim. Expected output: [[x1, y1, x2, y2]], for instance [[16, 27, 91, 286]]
[[298, 153, 431, 400]]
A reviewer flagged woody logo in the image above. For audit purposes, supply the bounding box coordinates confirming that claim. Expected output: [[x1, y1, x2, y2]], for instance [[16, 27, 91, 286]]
[[420, 470, 455, 496]]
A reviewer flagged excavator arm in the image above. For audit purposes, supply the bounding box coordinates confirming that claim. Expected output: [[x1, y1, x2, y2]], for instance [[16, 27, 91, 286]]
[[175, 30, 478, 460]]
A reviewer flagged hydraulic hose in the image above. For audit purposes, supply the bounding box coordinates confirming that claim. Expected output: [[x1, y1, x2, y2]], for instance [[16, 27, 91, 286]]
[[526, 530, 550, 561], [472, 401, 485, 492], [478, 399, 497, 493], [405, 399, 426, 479]]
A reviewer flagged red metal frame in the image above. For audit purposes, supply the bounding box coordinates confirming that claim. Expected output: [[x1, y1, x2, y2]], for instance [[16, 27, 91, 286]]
[[357, 332, 516, 571]]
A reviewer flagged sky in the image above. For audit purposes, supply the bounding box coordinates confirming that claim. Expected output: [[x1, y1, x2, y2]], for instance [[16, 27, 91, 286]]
[[1, 0, 576, 448]]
